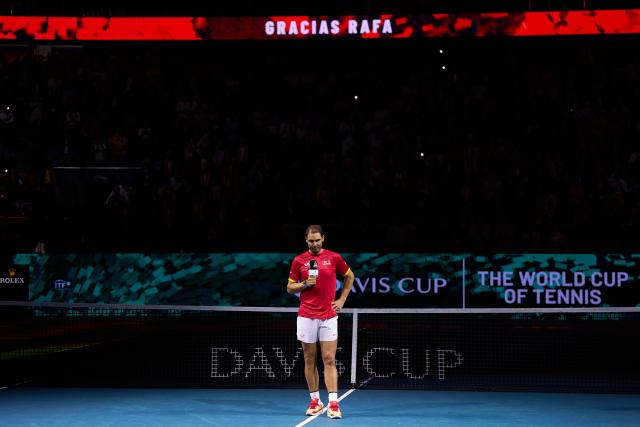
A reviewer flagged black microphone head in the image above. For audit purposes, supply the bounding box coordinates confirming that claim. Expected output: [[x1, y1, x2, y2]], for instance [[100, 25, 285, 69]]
[[309, 260, 318, 269]]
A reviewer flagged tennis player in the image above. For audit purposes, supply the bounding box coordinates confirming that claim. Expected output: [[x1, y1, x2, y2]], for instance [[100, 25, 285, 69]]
[[287, 224, 355, 419]]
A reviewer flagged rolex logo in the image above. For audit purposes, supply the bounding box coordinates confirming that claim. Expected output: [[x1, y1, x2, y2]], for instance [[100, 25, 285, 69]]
[[0, 267, 25, 284], [0, 266, 27, 300]]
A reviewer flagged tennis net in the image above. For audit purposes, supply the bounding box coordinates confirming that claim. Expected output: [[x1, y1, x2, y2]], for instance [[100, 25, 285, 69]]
[[1, 302, 638, 392]]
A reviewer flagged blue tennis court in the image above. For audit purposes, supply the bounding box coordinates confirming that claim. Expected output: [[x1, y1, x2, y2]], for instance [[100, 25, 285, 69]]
[[1, 387, 639, 427], [2, 304, 639, 426]]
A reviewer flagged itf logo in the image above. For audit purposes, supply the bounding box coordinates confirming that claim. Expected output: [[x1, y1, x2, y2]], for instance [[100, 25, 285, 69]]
[[54, 280, 72, 290]]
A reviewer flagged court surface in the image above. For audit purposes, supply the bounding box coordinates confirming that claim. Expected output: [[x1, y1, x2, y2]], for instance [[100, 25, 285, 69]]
[[1, 387, 639, 427]]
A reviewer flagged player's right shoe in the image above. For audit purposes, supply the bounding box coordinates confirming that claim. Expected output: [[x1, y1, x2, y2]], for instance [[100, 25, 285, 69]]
[[326, 400, 342, 419], [306, 398, 324, 416]]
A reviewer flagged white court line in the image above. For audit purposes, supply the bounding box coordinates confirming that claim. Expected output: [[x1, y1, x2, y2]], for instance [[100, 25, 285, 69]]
[[188, 412, 223, 426], [294, 388, 357, 427], [0, 387, 7, 391]]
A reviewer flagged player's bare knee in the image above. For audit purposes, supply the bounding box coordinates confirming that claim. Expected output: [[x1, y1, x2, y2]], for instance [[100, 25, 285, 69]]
[[322, 353, 336, 366], [303, 351, 317, 365]]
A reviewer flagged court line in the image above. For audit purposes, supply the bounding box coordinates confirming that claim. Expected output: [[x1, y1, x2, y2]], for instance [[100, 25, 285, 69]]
[[188, 413, 221, 425], [294, 388, 356, 427], [0, 387, 7, 391]]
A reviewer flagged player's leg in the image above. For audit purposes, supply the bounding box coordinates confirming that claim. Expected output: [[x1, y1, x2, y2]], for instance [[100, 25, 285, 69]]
[[319, 338, 338, 392], [301, 341, 319, 392], [319, 317, 342, 418], [298, 317, 323, 415]]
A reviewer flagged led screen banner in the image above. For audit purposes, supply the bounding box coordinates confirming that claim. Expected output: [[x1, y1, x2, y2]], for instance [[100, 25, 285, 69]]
[[9, 253, 639, 308], [2, 10, 640, 41]]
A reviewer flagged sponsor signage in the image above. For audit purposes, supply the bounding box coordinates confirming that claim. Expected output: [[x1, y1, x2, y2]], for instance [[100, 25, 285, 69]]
[[0, 265, 28, 301]]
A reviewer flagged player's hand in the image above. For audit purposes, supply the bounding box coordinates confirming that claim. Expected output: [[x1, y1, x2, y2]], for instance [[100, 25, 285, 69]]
[[306, 277, 317, 287], [332, 299, 345, 312]]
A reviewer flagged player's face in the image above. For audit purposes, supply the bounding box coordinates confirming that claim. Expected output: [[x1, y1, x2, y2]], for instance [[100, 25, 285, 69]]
[[306, 232, 324, 255]]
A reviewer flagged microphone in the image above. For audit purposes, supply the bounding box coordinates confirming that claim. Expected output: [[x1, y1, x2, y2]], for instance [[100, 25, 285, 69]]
[[309, 260, 318, 279]]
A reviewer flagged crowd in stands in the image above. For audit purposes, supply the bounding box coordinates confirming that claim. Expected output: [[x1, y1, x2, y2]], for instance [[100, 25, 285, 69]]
[[2, 38, 640, 252]]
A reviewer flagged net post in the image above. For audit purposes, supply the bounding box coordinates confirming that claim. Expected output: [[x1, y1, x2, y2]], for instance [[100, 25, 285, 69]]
[[350, 309, 358, 387]]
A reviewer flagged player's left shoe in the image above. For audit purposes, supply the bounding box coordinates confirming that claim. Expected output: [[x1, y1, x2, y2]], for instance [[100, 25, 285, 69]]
[[326, 400, 342, 419]]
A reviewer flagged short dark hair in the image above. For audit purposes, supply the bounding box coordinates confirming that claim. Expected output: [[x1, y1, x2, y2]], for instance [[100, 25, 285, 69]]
[[305, 224, 323, 237]]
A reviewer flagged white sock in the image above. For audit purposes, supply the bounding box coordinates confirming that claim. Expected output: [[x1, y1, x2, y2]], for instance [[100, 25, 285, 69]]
[[310, 391, 320, 400], [328, 392, 338, 402]]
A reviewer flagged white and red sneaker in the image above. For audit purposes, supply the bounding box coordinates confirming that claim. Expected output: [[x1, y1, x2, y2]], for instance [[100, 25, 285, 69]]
[[326, 400, 342, 419], [306, 398, 324, 416]]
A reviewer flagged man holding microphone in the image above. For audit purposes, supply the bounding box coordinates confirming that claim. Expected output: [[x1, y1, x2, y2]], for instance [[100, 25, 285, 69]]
[[287, 224, 355, 419]]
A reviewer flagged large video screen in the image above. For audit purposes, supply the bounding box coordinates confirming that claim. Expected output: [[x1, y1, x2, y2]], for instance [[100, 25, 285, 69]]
[[9, 253, 639, 308], [2, 11, 640, 41]]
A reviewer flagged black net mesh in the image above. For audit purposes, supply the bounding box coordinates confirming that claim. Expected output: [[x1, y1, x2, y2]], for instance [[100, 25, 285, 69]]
[[0, 304, 353, 388], [355, 311, 640, 392], [2, 304, 638, 392]]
